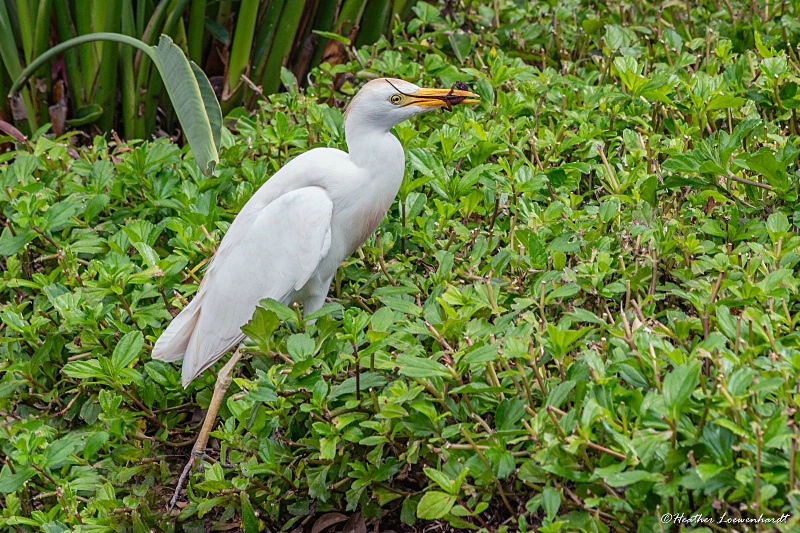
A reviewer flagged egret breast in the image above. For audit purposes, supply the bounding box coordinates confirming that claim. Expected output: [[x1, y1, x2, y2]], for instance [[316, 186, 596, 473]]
[[354, 205, 389, 249]]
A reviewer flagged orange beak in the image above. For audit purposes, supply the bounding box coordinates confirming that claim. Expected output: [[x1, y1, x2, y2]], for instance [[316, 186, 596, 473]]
[[405, 87, 481, 110]]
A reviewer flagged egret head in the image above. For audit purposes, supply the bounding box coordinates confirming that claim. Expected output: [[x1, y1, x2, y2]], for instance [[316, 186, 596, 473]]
[[345, 77, 479, 132]]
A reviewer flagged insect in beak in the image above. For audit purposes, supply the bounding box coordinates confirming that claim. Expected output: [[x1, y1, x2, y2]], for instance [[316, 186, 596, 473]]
[[387, 80, 480, 110]]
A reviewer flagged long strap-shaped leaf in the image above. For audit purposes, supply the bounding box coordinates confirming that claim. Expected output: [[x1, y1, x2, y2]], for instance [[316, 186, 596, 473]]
[[9, 33, 221, 176], [150, 36, 220, 175]]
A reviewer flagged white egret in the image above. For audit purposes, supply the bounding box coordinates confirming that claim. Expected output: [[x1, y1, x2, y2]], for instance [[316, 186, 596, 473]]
[[153, 77, 479, 506]]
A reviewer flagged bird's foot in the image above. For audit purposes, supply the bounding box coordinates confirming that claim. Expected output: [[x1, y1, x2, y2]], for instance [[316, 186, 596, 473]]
[[168, 449, 207, 511]]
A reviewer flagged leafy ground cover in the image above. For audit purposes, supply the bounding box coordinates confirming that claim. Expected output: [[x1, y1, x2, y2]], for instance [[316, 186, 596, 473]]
[[3, 0, 800, 531]]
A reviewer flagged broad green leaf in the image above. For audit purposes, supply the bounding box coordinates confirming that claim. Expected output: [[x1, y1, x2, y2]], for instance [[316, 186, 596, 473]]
[[191, 61, 222, 155], [546, 380, 575, 409], [0, 227, 35, 255], [152, 36, 219, 175], [766, 212, 790, 240], [542, 487, 561, 520], [397, 354, 451, 378], [424, 468, 456, 494], [448, 31, 474, 63], [287, 333, 315, 360], [111, 331, 144, 372], [640, 175, 658, 206], [62, 360, 105, 380], [329, 372, 387, 399], [714, 418, 747, 437], [663, 361, 701, 416], [241, 307, 281, 341], [546, 168, 567, 188], [417, 491, 455, 519], [696, 464, 727, 481], [707, 95, 746, 110], [599, 198, 619, 222], [0, 465, 35, 493], [604, 470, 663, 487], [496, 397, 526, 430], [546, 283, 581, 303]]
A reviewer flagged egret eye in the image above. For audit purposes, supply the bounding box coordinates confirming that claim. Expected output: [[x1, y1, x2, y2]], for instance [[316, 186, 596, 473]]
[[390, 94, 403, 105]]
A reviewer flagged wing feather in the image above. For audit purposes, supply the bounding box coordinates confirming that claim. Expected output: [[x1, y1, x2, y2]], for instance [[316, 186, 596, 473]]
[[151, 294, 204, 362], [152, 186, 334, 387]]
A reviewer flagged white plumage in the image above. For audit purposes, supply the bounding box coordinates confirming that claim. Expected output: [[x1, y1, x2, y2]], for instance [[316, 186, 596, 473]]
[[152, 78, 479, 387]]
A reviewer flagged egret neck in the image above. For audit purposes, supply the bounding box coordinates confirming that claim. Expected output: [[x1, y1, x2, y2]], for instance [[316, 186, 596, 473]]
[[344, 95, 405, 172], [340, 78, 480, 251], [339, 118, 403, 255]]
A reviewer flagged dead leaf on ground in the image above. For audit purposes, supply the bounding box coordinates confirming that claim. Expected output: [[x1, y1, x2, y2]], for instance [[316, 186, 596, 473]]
[[342, 512, 367, 533], [311, 512, 348, 533]]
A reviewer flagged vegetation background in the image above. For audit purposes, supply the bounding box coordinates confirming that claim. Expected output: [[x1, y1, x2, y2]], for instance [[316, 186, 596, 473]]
[[2, 0, 800, 531]]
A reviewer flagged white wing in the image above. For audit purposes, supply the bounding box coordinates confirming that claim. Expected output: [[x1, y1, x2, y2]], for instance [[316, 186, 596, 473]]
[[152, 186, 333, 387]]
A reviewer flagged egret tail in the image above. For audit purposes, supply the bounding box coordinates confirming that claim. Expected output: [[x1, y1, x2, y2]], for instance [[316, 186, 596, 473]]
[[152, 297, 203, 363]]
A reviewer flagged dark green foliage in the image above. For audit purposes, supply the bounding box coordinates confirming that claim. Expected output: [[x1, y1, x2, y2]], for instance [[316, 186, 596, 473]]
[[2, 0, 800, 531], [1, 0, 415, 137]]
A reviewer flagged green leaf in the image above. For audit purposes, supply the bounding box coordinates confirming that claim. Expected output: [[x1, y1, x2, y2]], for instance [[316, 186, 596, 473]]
[[714, 418, 747, 437], [62, 360, 105, 380], [448, 31, 474, 63], [640, 175, 658, 207], [599, 198, 619, 222], [287, 333, 315, 360], [84, 431, 109, 459], [0, 227, 35, 256], [312, 30, 351, 45], [604, 470, 664, 487], [241, 492, 258, 533], [152, 36, 220, 175], [707, 95, 746, 110], [491, 449, 516, 479], [246, 378, 278, 403], [744, 148, 783, 186], [754, 31, 774, 58], [527, 232, 548, 267], [695, 464, 727, 481], [329, 372, 387, 399], [662, 152, 701, 173], [191, 61, 222, 155], [241, 307, 281, 341], [417, 491, 456, 519], [766, 212, 790, 240], [545, 168, 567, 188], [397, 354, 451, 378], [495, 397, 526, 431], [424, 468, 456, 494], [546, 283, 580, 303], [0, 465, 35, 493], [402, 497, 418, 526], [663, 361, 701, 416], [546, 380, 575, 409], [65, 104, 103, 126], [542, 487, 560, 520], [111, 331, 144, 373], [44, 435, 80, 468]]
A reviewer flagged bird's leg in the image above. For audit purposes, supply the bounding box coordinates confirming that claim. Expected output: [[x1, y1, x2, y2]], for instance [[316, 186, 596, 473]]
[[168, 347, 243, 511]]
